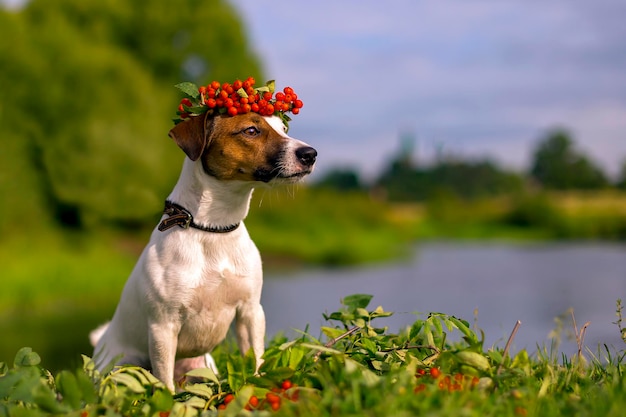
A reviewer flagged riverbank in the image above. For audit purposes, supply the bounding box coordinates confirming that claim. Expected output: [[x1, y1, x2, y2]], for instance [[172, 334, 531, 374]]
[[1, 189, 625, 369]]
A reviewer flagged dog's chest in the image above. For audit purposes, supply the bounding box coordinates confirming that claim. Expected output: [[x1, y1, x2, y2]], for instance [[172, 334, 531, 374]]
[[176, 270, 253, 357]]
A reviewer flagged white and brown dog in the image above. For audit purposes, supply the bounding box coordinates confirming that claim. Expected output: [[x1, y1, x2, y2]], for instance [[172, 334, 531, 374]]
[[91, 112, 316, 390]]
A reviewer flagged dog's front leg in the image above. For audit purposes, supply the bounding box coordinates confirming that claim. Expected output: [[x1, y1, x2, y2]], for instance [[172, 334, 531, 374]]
[[148, 321, 180, 391], [235, 303, 266, 371]]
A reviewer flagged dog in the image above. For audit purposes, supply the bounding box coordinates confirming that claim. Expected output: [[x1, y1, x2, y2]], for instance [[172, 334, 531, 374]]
[[91, 111, 317, 390]]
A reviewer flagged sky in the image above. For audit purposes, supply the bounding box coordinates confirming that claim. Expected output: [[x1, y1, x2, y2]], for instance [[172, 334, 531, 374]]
[[3, 0, 624, 180], [228, 0, 626, 180]]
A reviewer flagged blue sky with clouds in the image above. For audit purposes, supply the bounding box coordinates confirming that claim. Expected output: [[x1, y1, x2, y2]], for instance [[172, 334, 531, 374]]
[[230, 0, 626, 179]]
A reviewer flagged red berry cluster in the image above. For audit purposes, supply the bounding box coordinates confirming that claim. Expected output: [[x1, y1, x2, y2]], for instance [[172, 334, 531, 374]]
[[217, 379, 299, 412], [176, 77, 303, 121], [414, 367, 479, 393]]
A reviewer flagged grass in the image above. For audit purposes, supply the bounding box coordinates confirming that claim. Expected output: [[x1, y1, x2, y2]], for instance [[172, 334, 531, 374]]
[[1, 295, 625, 416]]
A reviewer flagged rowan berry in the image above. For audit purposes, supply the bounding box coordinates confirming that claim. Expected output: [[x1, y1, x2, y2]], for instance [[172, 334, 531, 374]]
[[206, 98, 217, 108], [283, 86, 294, 96], [211, 81, 221, 90], [294, 99, 303, 108], [416, 368, 426, 377], [248, 395, 259, 408], [263, 91, 273, 101], [223, 393, 235, 405], [267, 392, 281, 401], [414, 383, 426, 393], [275, 92, 285, 101], [181, 98, 192, 107], [430, 367, 441, 378], [281, 380, 293, 390], [233, 79, 243, 90], [228, 106, 238, 116], [251, 103, 260, 113], [284, 94, 294, 103], [265, 103, 275, 114], [198, 86, 207, 95], [291, 108, 300, 115]]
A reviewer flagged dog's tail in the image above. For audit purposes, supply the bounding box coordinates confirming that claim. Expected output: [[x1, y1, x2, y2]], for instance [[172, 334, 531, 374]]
[[89, 322, 110, 347]]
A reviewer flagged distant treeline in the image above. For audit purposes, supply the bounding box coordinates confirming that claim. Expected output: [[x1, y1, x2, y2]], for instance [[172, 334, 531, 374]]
[[315, 129, 626, 201]]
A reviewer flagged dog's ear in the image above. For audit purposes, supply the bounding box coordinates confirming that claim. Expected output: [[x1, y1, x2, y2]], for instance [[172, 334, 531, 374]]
[[168, 113, 212, 161]]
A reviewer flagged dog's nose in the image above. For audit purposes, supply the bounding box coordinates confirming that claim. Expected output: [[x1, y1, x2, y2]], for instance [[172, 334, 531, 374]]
[[296, 146, 317, 167]]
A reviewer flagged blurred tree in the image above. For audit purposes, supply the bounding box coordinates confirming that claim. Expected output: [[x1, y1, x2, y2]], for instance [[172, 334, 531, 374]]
[[314, 168, 364, 192], [617, 159, 626, 190], [0, 0, 263, 233], [529, 129, 608, 190], [375, 138, 523, 202]]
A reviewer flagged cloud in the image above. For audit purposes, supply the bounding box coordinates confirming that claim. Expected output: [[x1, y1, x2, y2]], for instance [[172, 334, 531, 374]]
[[231, 0, 625, 176]]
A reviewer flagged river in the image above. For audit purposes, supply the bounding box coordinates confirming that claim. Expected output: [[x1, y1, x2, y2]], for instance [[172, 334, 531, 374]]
[[261, 242, 626, 356]]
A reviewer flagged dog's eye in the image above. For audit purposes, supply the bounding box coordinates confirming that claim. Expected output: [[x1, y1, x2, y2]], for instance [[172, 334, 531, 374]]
[[242, 126, 260, 137]]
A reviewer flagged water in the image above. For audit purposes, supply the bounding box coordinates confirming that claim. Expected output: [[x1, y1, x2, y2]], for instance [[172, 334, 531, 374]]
[[261, 242, 626, 356]]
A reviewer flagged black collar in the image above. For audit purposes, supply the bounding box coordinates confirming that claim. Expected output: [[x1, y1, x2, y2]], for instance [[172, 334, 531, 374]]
[[157, 200, 240, 233]]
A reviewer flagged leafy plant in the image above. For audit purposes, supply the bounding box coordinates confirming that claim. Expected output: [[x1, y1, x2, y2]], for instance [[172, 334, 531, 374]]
[[2, 296, 625, 416]]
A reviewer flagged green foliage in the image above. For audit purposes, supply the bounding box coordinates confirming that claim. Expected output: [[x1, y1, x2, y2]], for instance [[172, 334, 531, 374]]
[[374, 155, 524, 202], [530, 129, 609, 190], [2, 297, 626, 416], [315, 168, 364, 192], [247, 187, 416, 265], [0, 0, 262, 234]]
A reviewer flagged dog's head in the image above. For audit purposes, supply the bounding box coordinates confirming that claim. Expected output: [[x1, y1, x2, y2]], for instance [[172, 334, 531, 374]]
[[168, 112, 316, 184]]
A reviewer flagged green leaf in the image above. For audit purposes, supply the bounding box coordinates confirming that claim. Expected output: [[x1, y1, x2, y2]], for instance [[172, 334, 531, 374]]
[[110, 372, 146, 394], [360, 338, 378, 355], [236, 87, 248, 98], [511, 349, 532, 375], [265, 80, 276, 93], [175, 82, 200, 99], [75, 368, 98, 404], [185, 367, 220, 385], [449, 316, 479, 345], [150, 389, 174, 413], [342, 294, 373, 310], [56, 370, 81, 410], [300, 343, 342, 355], [185, 106, 207, 115], [182, 395, 207, 409], [183, 383, 213, 399], [14, 347, 41, 367], [263, 367, 295, 382], [455, 351, 491, 371], [321, 327, 346, 340], [33, 383, 68, 414]]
